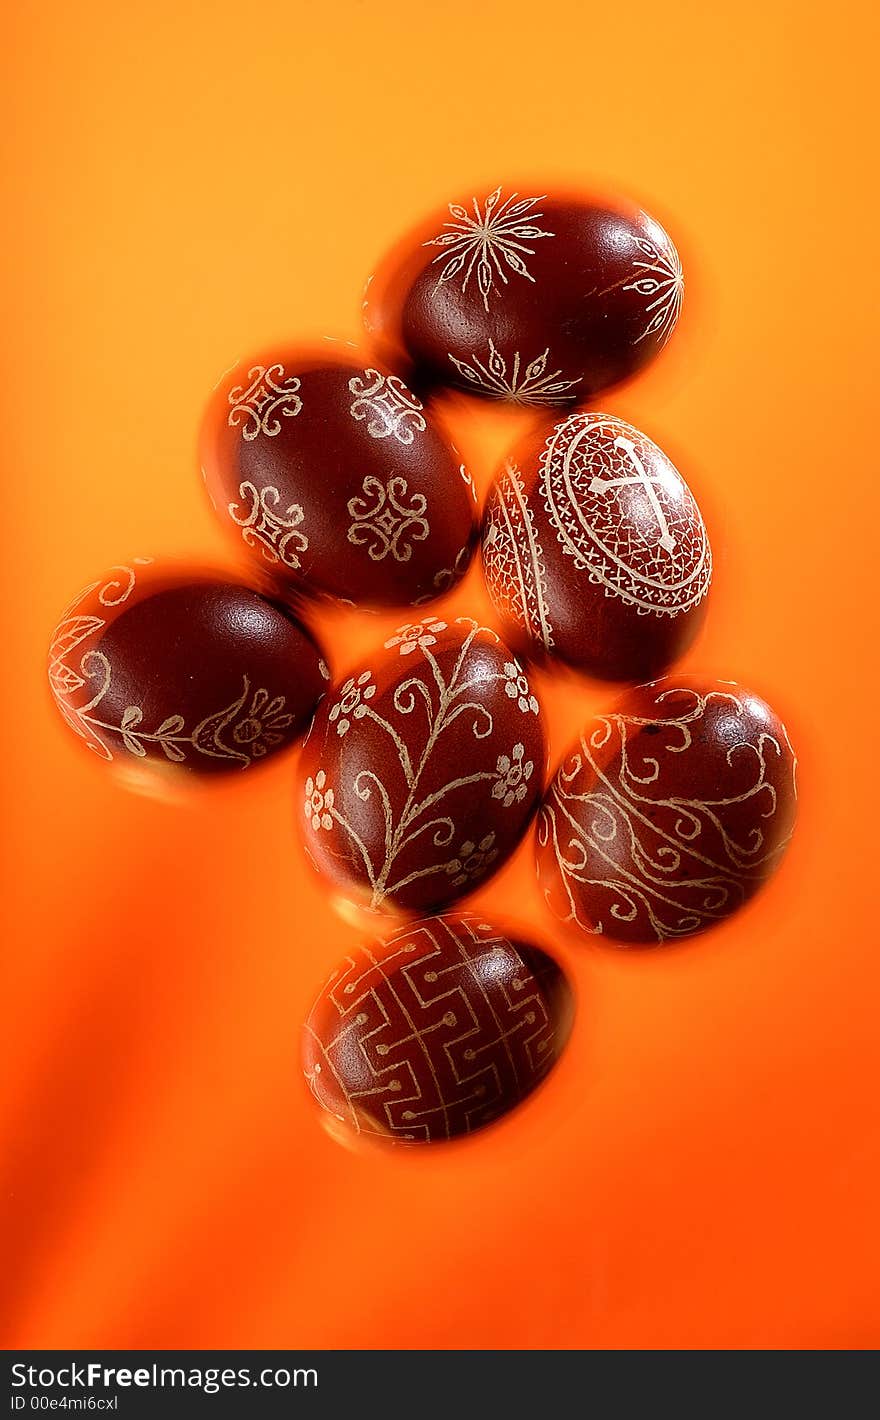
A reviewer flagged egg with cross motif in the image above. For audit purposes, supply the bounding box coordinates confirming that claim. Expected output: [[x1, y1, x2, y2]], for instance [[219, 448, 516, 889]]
[[297, 618, 547, 913], [363, 183, 684, 405], [482, 411, 712, 681], [198, 346, 478, 609], [302, 914, 574, 1143]]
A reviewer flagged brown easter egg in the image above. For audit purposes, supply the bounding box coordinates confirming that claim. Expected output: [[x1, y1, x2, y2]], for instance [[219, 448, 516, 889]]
[[48, 560, 329, 773], [297, 617, 547, 913], [198, 347, 478, 608], [364, 184, 683, 405], [536, 678, 798, 945], [482, 411, 711, 680], [302, 914, 573, 1143]]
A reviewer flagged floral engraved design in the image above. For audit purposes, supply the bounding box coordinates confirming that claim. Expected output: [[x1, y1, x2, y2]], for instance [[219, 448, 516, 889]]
[[329, 672, 376, 736], [227, 364, 302, 440], [231, 688, 295, 757], [227, 482, 309, 570], [623, 231, 684, 347], [348, 369, 427, 444], [305, 771, 335, 831], [304, 620, 536, 909], [538, 687, 798, 942], [448, 340, 581, 406], [447, 834, 499, 888], [492, 744, 534, 808], [503, 662, 540, 715], [384, 619, 447, 655], [424, 186, 553, 311], [347, 476, 430, 562]]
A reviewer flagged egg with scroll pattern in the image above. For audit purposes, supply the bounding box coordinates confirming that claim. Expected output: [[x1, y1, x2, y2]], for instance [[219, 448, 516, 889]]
[[482, 411, 711, 681], [363, 183, 684, 405], [302, 914, 573, 1144], [296, 617, 548, 913], [536, 677, 798, 945], [198, 346, 478, 609], [47, 560, 328, 774]]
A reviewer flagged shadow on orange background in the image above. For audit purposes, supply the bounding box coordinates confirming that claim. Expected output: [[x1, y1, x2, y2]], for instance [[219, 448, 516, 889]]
[[1, 0, 878, 1349]]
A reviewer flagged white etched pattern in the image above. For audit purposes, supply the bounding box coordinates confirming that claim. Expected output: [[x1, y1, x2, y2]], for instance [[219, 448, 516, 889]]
[[303, 619, 541, 909], [538, 686, 798, 941], [227, 364, 302, 439], [303, 916, 563, 1141], [48, 563, 297, 767], [623, 229, 684, 347], [348, 369, 427, 444], [347, 475, 429, 562], [540, 413, 711, 617], [483, 460, 555, 651], [227, 482, 309, 570], [448, 341, 580, 406], [423, 186, 553, 311]]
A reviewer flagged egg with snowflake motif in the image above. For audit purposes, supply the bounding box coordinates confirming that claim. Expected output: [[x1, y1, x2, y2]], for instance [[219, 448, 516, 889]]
[[363, 184, 684, 405], [48, 560, 329, 774], [482, 411, 711, 681], [297, 618, 547, 913], [199, 346, 478, 609], [303, 914, 574, 1144]]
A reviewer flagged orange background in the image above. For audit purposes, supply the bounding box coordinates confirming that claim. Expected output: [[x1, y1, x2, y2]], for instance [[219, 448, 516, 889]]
[[2, 0, 878, 1351]]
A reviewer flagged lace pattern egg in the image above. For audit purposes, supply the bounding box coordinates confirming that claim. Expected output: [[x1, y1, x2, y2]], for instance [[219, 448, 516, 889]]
[[482, 411, 712, 681]]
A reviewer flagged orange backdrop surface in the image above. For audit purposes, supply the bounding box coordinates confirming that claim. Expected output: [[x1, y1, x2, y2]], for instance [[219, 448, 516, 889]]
[[2, 0, 878, 1351]]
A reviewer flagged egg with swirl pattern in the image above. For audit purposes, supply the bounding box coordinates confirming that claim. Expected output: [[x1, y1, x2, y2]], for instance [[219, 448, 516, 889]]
[[302, 914, 574, 1144], [297, 618, 547, 913], [363, 183, 684, 405], [47, 560, 328, 775], [198, 346, 478, 609], [536, 677, 798, 945], [482, 411, 712, 681]]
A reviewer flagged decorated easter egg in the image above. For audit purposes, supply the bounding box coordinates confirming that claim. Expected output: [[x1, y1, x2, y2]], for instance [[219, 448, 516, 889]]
[[303, 914, 573, 1143], [363, 184, 683, 405], [198, 347, 478, 608], [482, 412, 711, 680], [536, 677, 798, 945], [48, 560, 329, 773], [297, 617, 547, 912]]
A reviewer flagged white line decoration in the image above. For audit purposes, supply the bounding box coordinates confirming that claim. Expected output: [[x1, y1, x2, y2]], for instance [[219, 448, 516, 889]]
[[347, 475, 430, 562], [227, 482, 309, 569], [227, 364, 302, 440], [448, 341, 581, 406], [303, 620, 541, 909], [348, 369, 427, 444], [423, 186, 553, 310], [537, 687, 798, 941], [623, 230, 684, 347], [483, 460, 555, 651], [48, 564, 293, 766], [540, 413, 711, 617]]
